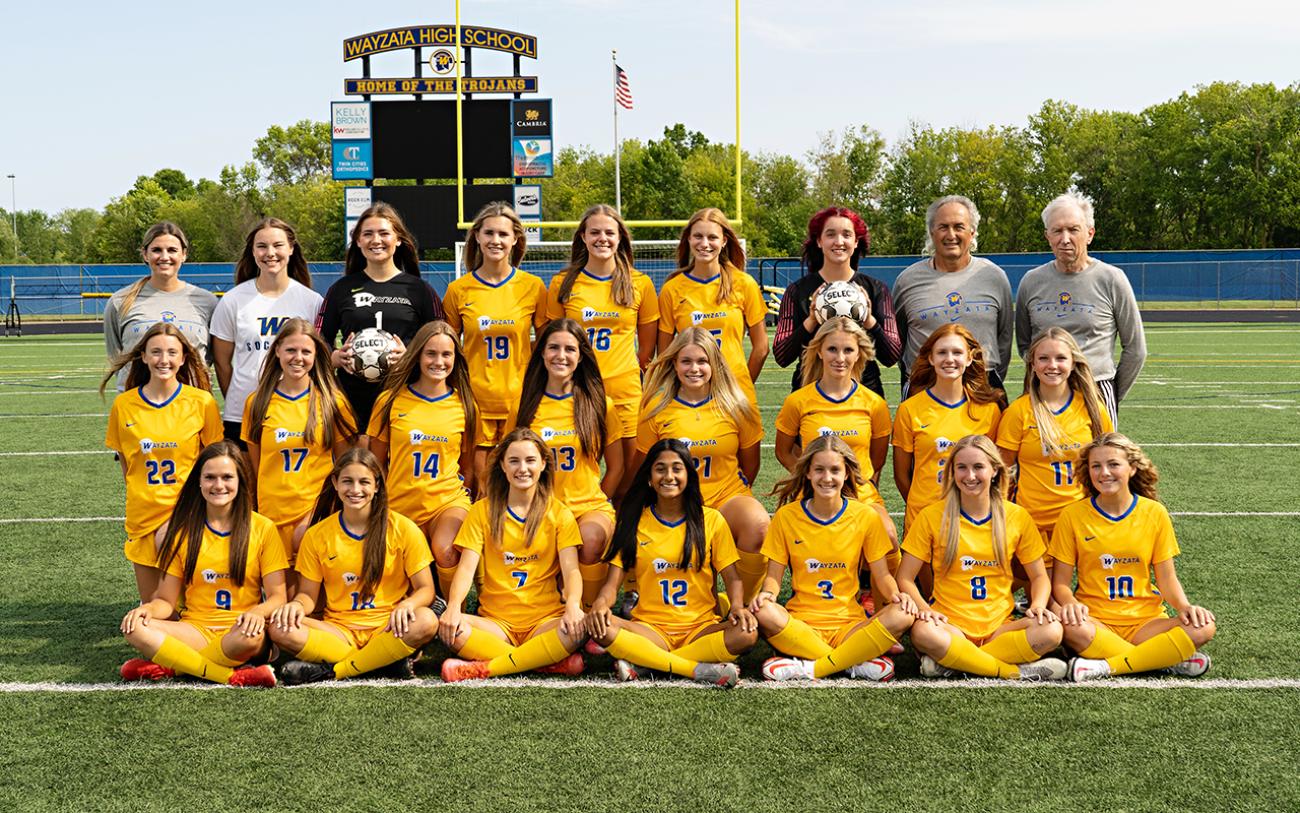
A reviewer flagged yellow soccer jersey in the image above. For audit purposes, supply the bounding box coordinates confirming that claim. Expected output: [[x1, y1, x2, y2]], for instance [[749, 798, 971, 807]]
[[902, 499, 1045, 639], [612, 506, 738, 631], [763, 498, 892, 627], [454, 498, 582, 627], [526, 392, 620, 517], [241, 388, 355, 527], [366, 386, 469, 527], [546, 269, 659, 406], [657, 270, 767, 399], [997, 392, 1113, 532], [775, 381, 893, 503], [442, 268, 548, 418], [166, 512, 288, 627], [105, 384, 223, 539], [296, 510, 433, 630], [636, 396, 764, 508], [1049, 495, 1180, 626], [893, 389, 1002, 527]]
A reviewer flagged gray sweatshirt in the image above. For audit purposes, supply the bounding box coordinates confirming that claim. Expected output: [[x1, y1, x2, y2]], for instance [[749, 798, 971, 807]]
[[892, 256, 1013, 381], [103, 281, 218, 389], [1015, 258, 1146, 401]]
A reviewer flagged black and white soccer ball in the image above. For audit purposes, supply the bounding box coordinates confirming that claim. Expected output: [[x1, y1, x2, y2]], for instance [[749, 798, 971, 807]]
[[814, 281, 870, 322], [350, 327, 398, 382]]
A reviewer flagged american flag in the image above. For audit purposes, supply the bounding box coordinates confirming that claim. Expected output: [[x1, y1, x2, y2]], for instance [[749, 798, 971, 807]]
[[615, 64, 634, 110]]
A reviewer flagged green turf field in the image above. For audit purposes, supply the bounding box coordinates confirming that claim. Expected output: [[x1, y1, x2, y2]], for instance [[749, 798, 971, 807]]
[[1, 325, 1297, 811]]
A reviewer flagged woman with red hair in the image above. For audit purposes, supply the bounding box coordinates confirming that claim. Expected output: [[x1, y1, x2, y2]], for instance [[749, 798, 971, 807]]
[[772, 207, 901, 398]]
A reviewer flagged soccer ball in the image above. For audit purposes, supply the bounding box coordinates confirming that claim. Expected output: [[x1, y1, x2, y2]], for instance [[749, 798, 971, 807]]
[[350, 327, 398, 382], [814, 281, 870, 323]]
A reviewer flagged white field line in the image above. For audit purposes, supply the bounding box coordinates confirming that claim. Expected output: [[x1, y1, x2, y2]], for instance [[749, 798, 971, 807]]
[[0, 412, 106, 418], [0, 450, 110, 457], [1145, 329, 1300, 334], [1149, 352, 1300, 356], [0, 516, 125, 525], [0, 389, 101, 396], [0, 677, 1295, 693]]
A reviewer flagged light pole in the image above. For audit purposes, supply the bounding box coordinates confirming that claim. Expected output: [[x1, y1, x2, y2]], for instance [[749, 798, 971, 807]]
[[5, 174, 14, 262]]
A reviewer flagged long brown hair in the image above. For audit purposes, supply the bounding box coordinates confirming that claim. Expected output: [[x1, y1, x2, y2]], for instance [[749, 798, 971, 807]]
[[115, 222, 191, 320], [908, 323, 1006, 413], [771, 434, 864, 507], [1022, 327, 1107, 456], [1077, 433, 1161, 502], [373, 321, 477, 450], [243, 319, 355, 448], [554, 205, 636, 307], [484, 428, 555, 550], [461, 202, 527, 273], [606, 439, 706, 572], [156, 441, 254, 587], [516, 319, 608, 459], [345, 203, 421, 276], [310, 447, 391, 599], [799, 317, 876, 387], [234, 217, 312, 286], [640, 327, 758, 424], [100, 322, 211, 395], [936, 435, 1010, 574], [669, 207, 746, 305]]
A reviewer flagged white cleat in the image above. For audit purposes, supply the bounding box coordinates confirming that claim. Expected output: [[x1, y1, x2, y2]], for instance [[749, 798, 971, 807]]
[[761, 656, 815, 681], [846, 656, 895, 682], [692, 662, 740, 688], [1069, 656, 1112, 682], [1019, 657, 1068, 682], [1166, 651, 1212, 678], [919, 654, 959, 679], [613, 658, 651, 682]]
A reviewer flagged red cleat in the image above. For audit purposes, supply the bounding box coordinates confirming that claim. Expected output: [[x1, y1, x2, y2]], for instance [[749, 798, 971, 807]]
[[228, 664, 277, 688], [441, 658, 491, 683], [536, 652, 585, 677], [120, 657, 175, 682], [583, 638, 607, 657], [858, 592, 876, 616]]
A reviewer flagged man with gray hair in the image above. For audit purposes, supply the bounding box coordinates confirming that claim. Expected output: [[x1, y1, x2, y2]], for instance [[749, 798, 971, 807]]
[[892, 195, 1014, 392], [1016, 192, 1146, 423]]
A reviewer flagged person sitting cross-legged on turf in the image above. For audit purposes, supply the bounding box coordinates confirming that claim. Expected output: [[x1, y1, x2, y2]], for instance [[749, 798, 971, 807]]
[[120, 441, 284, 688], [585, 439, 757, 687], [438, 429, 589, 682], [755, 435, 916, 682], [268, 448, 438, 684], [897, 435, 1068, 681], [1053, 433, 1216, 682]]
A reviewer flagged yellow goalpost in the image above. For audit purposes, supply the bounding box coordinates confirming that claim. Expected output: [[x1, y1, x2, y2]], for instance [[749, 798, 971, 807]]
[[452, 0, 743, 230]]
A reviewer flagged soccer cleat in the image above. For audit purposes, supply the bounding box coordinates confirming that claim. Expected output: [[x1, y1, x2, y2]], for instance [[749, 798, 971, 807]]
[[1069, 656, 1111, 682], [613, 659, 652, 682], [617, 590, 640, 620], [1018, 657, 1068, 682], [431, 596, 448, 616], [120, 657, 175, 682], [1166, 651, 1212, 678], [888, 643, 906, 656], [691, 662, 740, 688], [228, 664, 277, 688], [279, 660, 336, 686], [847, 656, 895, 682], [761, 656, 815, 681], [919, 655, 958, 679], [1012, 594, 1030, 617], [583, 638, 608, 657], [857, 592, 876, 616], [535, 652, 585, 677], [440, 658, 491, 683]]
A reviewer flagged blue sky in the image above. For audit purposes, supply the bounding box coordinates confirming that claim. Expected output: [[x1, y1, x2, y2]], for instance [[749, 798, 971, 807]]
[[3, 0, 1297, 213]]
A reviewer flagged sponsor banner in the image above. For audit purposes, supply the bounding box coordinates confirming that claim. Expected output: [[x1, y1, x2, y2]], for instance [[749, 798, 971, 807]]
[[513, 184, 542, 218], [332, 141, 373, 180], [511, 99, 552, 136], [331, 101, 372, 139], [345, 187, 373, 218], [345, 76, 538, 96], [512, 138, 553, 178]]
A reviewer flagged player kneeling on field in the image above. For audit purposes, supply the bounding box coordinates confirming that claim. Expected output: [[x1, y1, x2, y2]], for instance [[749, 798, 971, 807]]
[[438, 429, 588, 682], [269, 448, 438, 684], [897, 435, 1068, 680], [120, 442, 284, 688], [755, 436, 914, 681], [1051, 433, 1216, 682], [586, 439, 757, 687]]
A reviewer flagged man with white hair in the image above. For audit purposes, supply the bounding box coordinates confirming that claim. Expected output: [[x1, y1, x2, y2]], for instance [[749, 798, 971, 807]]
[[1016, 192, 1146, 422], [892, 195, 1014, 392]]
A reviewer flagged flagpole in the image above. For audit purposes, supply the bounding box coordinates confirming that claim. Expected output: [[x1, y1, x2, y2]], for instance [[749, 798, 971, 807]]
[[613, 50, 622, 215]]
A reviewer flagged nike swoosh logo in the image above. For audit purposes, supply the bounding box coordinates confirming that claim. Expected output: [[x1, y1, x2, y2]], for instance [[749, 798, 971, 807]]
[[1056, 313, 1069, 318], [793, 539, 804, 545], [1084, 536, 1095, 541], [328, 555, 338, 561], [919, 423, 929, 429], [125, 422, 135, 427], [397, 413, 407, 418]]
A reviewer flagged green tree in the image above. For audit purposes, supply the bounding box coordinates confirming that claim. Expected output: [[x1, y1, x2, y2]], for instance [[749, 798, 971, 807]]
[[254, 120, 332, 185], [91, 179, 171, 262]]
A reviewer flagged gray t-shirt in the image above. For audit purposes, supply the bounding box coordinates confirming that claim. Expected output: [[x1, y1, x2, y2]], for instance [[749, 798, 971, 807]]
[[892, 256, 1013, 381], [1015, 258, 1147, 401], [103, 281, 218, 390]]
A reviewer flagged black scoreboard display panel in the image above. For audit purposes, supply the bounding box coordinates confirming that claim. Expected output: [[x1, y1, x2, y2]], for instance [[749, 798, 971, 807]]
[[372, 184, 516, 249], [371, 100, 512, 180]]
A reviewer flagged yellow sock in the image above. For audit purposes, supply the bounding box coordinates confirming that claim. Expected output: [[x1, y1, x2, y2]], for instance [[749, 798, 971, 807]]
[[333, 630, 417, 679], [1106, 627, 1196, 675], [435, 564, 459, 599], [938, 635, 1018, 679], [152, 635, 233, 684], [606, 629, 698, 676], [735, 551, 768, 603], [813, 620, 897, 678], [487, 628, 571, 676], [579, 562, 608, 610], [295, 627, 353, 664], [198, 636, 243, 668], [767, 617, 833, 659], [1080, 624, 1134, 660], [673, 630, 737, 663], [458, 628, 514, 660], [980, 629, 1040, 665]]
